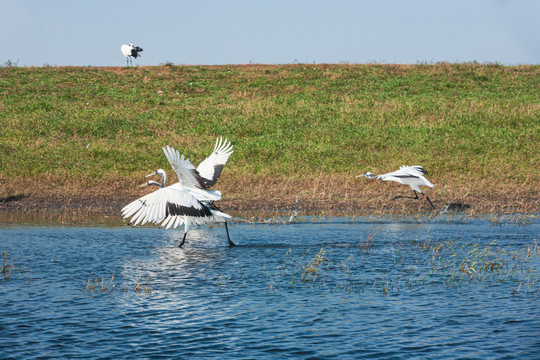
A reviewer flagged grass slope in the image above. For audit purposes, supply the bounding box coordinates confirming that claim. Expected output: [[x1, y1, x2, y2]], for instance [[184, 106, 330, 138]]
[[0, 63, 538, 213]]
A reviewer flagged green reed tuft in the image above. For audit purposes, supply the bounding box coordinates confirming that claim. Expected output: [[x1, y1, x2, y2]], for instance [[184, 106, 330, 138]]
[[85, 271, 115, 294], [2, 250, 14, 280], [2, 250, 25, 281], [84, 271, 156, 295]]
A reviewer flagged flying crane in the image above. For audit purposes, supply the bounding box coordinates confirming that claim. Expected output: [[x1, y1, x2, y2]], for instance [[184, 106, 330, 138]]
[[359, 165, 435, 209]]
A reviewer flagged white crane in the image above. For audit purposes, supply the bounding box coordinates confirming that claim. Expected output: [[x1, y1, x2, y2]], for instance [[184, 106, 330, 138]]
[[359, 165, 435, 209], [120, 44, 143, 66], [122, 143, 233, 247], [152, 137, 234, 243]]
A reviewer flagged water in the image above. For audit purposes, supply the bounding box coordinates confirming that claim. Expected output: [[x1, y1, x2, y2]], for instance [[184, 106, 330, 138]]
[[1, 214, 539, 359]]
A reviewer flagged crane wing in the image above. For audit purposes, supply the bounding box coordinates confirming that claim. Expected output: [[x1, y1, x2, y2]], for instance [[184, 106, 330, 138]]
[[121, 187, 213, 228], [399, 165, 433, 187], [120, 45, 131, 57], [383, 165, 433, 188], [162, 145, 207, 190], [196, 137, 234, 188], [169, 182, 222, 201], [399, 165, 428, 175]]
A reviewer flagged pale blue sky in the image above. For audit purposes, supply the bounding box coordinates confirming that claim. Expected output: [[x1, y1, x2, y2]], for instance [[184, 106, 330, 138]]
[[2, 0, 539, 66]]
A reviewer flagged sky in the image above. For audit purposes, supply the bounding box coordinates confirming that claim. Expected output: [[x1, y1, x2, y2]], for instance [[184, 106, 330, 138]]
[[1, 0, 539, 67]]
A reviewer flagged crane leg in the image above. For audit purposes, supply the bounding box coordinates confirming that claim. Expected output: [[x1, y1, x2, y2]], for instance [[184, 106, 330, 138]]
[[178, 233, 187, 248], [424, 195, 435, 209], [392, 191, 419, 201], [225, 221, 235, 247], [392, 191, 435, 209], [209, 202, 235, 247]]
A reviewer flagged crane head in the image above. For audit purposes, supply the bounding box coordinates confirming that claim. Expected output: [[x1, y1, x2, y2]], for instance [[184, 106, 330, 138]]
[[145, 169, 166, 187], [359, 172, 377, 179], [146, 169, 166, 178]]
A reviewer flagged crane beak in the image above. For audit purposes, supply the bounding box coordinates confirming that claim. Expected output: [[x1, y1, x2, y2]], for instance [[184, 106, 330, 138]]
[[139, 182, 150, 187], [360, 172, 376, 179], [145, 171, 157, 178]]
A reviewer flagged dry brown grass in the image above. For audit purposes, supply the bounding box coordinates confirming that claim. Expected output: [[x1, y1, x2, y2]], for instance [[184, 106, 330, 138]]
[[1, 172, 537, 216]]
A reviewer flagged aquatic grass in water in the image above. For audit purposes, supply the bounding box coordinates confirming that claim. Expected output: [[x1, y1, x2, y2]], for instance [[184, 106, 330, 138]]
[[488, 213, 537, 227], [212, 234, 540, 297], [77, 217, 540, 298], [2, 250, 15, 280], [85, 272, 115, 294], [84, 271, 155, 295], [1, 250, 25, 281]]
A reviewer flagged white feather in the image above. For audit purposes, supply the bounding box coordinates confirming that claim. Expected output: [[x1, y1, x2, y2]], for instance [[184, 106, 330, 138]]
[[196, 137, 234, 187]]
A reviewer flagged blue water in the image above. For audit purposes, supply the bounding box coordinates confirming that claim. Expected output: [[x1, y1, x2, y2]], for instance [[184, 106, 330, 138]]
[[1, 216, 539, 359]]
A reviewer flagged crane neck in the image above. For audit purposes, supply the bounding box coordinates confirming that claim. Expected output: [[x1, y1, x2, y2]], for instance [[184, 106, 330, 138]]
[[159, 171, 166, 188]]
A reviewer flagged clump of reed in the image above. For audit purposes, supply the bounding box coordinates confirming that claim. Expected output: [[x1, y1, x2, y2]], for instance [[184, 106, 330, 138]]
[[301, 248, 330, 283], [488, 213, 537, 227], [2, 250, 15, 280], [84, 271, 153, 295], [359, 228, 378, 251], [133, 275, 152, 294], [1, 250, 25, 280], [85, 272, 116, 294]]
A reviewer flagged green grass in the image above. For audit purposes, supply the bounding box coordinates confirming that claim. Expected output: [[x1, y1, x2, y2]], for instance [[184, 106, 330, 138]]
[[0, 63, 538, 212]]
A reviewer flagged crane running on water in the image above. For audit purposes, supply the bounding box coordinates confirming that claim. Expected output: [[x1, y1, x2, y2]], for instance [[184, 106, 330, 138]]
[[120, 44, 143, 66], [122, 138, 235, 247], [358, 165, 435, 209], [145, 137, 234, 245]]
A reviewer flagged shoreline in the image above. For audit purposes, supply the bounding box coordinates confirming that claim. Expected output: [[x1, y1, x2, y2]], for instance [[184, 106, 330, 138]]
[[1, 192, 537, 217]]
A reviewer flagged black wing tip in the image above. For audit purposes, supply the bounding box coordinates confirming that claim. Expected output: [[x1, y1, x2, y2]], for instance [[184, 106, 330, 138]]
[[403, 165, 428, 175], [394, 174, 420, 179], [165, 201, 212, 218], [204, 164, 224, 188], [192, 169, 210, 189]]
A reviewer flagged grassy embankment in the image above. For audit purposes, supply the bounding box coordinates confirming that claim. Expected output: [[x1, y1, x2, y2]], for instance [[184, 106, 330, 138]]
[[0, 64, 538, 214]]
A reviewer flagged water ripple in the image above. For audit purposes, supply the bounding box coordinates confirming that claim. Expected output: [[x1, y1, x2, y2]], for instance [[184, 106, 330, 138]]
[[1, 220, 539, 359]]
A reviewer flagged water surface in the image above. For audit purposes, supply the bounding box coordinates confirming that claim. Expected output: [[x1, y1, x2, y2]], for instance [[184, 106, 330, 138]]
[[1, 215, 539, 359]]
